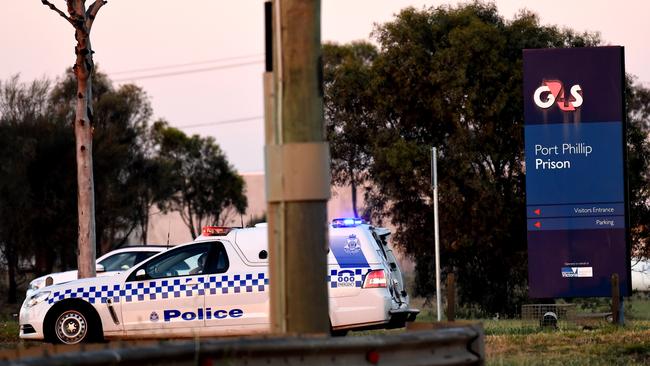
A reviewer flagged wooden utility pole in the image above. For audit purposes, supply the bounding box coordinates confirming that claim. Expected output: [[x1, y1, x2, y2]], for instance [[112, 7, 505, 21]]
[[42, 0, 106, 279], [265, 0, 330, 334]]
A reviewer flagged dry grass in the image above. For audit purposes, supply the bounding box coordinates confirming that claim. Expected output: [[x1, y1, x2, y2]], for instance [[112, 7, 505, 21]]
[[486, 321, 650, 365]]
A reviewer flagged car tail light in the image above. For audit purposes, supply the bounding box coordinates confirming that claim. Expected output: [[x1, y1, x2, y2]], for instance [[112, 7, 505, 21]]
[[363, 270, 387, 288]]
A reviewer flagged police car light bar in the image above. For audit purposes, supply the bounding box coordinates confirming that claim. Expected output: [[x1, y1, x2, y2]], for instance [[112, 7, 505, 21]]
[[202, 226, 232, 236], [332, 218, 365, 228]]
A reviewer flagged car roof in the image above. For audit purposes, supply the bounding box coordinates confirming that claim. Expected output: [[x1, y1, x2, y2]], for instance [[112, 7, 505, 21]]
[[101, 246, 170, 254]]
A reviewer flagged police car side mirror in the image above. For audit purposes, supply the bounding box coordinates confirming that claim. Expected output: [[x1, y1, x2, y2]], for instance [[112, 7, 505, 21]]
[[96, 264, 105, 273], [135, 269, 147, 281], [390, 262, 397, 270]]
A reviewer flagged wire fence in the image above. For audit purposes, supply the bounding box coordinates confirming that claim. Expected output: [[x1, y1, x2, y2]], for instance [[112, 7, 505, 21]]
[[521, 303, 613, 330]]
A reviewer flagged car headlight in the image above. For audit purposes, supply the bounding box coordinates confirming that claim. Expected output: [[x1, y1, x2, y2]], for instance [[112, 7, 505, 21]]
[[30, 278, 45, 291], [26, 291, 51, 308]]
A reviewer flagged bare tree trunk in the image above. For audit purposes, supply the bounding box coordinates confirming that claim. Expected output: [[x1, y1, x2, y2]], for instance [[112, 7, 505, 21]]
[[99, 228, 112, 255], [349, 167, 358, 218], [140, 192, 152, 244], [35, 248, 53, 276], [141, 211, 149, 245], [218, 206, 236, 226], [187, 204, 197, 239], [6, 247, 17, 304], [72, 1, 96, 279], [42, 0, 107, 278]]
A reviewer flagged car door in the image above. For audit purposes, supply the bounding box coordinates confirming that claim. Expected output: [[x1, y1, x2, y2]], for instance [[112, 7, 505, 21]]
[[120, 243, 213, 335], [203, 241, 269, 332]]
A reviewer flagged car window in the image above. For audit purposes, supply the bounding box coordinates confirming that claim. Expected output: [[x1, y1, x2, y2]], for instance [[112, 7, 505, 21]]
[[135, 251, 159, 264], [98, 252, 139, 271], [205, 244, 229, 273], [146, 245, 209, 279], [129, 243, 228, 281]]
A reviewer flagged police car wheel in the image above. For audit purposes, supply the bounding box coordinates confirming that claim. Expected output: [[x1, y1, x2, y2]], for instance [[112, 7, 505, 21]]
[[54, 310, 89, 344]]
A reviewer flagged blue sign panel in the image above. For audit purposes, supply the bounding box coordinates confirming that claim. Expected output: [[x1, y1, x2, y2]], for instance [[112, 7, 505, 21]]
[[524, 47, 630, 298]]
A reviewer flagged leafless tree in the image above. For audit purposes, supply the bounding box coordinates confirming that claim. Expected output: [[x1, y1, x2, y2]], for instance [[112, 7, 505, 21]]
[[41, 0, 107, 278]]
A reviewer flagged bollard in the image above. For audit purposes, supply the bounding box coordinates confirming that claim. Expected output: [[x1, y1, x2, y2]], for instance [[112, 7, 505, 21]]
[[447, 273, 456, 322]]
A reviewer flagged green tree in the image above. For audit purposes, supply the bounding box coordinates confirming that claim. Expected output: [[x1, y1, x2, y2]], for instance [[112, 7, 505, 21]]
[[626, 79, 650, 258], [50, 69, 170, 253], [367, 4, 602, 314], [153, 122, 247, 239], [324, 3, 650, 315], [323, 42, 378, 218], [0, 76, 51, 303], [0, 71, 176, 304], [0, 76, 80, 303]]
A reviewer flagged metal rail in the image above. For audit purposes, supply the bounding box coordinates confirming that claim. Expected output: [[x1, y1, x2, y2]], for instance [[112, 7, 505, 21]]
[[2, 325, 484, 366]]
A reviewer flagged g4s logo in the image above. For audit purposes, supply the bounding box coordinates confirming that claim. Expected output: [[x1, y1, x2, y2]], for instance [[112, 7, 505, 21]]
[[533, 80, 583, 111]]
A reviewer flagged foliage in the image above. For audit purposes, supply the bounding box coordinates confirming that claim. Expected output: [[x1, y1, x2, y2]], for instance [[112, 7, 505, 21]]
[[0, 70, 245, 302], [0, 76, 61, 303], [368, 3, 597, 315], [324, 3, 650, 315], [323, 42, 378, 217], [49, 68, 168, 254], [152, 121, 247, 239], [626, 78, 650, 258]]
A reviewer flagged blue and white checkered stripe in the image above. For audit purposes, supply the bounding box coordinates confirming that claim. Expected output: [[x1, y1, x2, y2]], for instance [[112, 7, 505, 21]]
[[327, 268, 369, 288], [47, 272, 269, 305], [205, 273, 268, 294], [48, 284, 122, 305]]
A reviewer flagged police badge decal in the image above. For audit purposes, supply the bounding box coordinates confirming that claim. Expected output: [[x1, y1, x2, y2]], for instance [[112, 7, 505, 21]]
[[343, 235, 361, 254]]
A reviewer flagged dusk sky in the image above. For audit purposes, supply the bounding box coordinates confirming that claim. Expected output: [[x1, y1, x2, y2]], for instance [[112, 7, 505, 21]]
[[2, 0, 648, 172]]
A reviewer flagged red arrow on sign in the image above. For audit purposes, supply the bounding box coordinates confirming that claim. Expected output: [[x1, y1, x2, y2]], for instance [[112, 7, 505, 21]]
[[534, 221, 541, 229], [533, 209, 541, 216]]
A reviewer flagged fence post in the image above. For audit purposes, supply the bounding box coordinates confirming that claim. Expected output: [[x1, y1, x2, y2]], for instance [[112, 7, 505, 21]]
[[611, 273, 619, 325], [446, 272, 456, 322]]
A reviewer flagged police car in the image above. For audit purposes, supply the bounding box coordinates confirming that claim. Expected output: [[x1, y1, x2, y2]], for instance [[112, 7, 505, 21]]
[[27, 246, 168, 298], [20, 219, 418, 344]]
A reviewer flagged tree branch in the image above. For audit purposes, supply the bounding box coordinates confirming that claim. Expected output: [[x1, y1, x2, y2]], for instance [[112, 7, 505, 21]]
[[85, 0, 107, 31], [41, 0, 74, 27]]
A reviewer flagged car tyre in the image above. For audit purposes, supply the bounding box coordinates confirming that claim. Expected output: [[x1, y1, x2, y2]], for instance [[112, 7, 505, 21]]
[[53, 308, 91, 344]]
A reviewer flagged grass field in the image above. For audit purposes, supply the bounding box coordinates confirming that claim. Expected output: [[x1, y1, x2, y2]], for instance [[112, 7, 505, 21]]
[[485, 319, 650, 365], [3, 295, 650, 364], [417, 294, 650, 365]]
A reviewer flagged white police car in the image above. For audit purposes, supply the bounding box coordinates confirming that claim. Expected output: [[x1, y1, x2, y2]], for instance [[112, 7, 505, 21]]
[[20, 219, 418, 344], [27, 246, 167, 298]]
